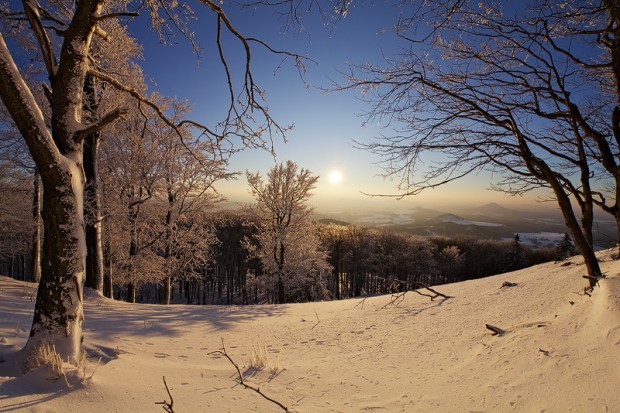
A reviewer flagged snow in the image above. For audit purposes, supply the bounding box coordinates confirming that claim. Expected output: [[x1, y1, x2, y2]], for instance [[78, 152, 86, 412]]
[[1, 250, 620, 412], [438, 214, 503, 227], [508, 232, 565, 248]]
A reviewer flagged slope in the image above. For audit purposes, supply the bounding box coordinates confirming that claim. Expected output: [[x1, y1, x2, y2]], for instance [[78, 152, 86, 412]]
[[1, 250, 619, 412]]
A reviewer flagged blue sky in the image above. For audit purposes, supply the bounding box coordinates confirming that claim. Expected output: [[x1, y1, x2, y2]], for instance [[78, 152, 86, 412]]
[[133, 2, 545, 212]]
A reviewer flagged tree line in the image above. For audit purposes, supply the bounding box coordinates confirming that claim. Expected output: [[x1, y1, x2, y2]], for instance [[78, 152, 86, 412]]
[[0, 157, 563, 306]]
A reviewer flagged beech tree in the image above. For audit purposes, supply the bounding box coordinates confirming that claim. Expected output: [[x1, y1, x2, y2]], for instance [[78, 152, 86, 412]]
[[0, 0, 313, 366], [344, 0, 616, 288], [246, 161, 331, 303]]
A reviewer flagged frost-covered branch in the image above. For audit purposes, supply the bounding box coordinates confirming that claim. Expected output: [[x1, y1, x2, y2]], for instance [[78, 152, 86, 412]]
[[22, 0, 58, 76], [75, 108, 127, 143], [87, 69, 222, 141]]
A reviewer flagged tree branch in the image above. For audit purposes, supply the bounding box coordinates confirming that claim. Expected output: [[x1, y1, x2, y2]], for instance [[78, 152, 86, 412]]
[[87, 69, 222, 141], [155, 376, 174, 413], [22, 0, 58, 77], [75, 108, 127, 143], [208, 339, 288, 411]]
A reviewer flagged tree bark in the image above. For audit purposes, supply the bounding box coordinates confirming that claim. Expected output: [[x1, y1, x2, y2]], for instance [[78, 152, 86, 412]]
[[127, 282, 136, 303], [84, 133, 104, 292], [26, 153, 86, 365], [160, 187, 174, 305], [103, 237, 113, 298], [30, 170, 42, 283], [83, 73, 104, 292]]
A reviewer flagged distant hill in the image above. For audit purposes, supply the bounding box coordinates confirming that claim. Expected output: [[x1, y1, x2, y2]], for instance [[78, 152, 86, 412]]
[[316, 218, 350, 226], [315, 202, 617, 248], [467, 202, 515, 217]]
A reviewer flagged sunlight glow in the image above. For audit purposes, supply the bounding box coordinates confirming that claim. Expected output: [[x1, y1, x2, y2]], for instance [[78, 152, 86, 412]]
[[328, 170, 343, 184]]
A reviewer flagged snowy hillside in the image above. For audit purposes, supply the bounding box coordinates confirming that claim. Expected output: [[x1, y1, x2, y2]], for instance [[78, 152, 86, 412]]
[[1, 250, 619, 412]]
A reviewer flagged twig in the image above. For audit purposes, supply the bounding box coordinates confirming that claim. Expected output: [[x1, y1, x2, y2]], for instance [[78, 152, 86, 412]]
[[208, 339, 288, 411], [381, 282, 452, 309], [500, 281, 518, 288], [311, 309, 321, 330], [413, 282, 452, 300], [353, 297, 368, 310], [381, 291, 408, 309], [485, 324, 506, 336], [155, 376, 174, 413]]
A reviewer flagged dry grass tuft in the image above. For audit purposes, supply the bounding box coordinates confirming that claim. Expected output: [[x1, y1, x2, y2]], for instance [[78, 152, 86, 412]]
[[248, 343, 268, 370], [26, 342, 70, 385], [26, 343, 100, 386]]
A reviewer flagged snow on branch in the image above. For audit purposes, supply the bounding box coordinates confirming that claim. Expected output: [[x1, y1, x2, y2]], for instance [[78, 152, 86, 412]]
[[22, 0, 58, 76], [75, 108, 127, 143]]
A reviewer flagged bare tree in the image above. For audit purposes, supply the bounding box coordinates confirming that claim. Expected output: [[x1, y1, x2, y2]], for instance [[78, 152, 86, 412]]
[[154, 99, 231, 305], [343, 0, 618, 287], [0, 0, 313, 366], [101, 98, 165, 302], [246, 161, 330, 303]]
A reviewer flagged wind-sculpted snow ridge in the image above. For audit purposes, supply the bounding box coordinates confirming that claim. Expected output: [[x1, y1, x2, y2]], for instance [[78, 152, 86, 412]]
[[1, 250, 619, 412]]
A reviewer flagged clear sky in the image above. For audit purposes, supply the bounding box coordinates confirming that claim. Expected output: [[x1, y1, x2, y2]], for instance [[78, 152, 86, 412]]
[[133, 2, 547, 213]]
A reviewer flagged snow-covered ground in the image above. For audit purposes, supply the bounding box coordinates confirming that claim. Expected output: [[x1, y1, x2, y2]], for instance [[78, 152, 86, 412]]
[[1, 250, 620, 412]]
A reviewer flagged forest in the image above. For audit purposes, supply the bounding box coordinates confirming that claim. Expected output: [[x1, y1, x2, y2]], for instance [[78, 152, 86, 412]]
[[0, 158, 567, 306]]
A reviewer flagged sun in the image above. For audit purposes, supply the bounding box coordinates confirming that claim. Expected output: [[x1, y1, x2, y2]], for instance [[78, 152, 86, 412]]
[[328, 170, 343, 184]]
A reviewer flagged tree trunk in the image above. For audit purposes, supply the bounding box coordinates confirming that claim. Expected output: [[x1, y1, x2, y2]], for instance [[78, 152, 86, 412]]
[[160, 187, 174, 305], [25, 154, 86, 365], [616, 212, 620, 257], [84, 133, 104, 292], [127, 282, 136, 303], [126, 204, 139, 303], [543, 165, 602, 287], [278, 241, 286, 304], [103, 236, 113, 298], [277, 273, 285, 304], [30, 170, 42, 283], [161, 275, 171, 305]]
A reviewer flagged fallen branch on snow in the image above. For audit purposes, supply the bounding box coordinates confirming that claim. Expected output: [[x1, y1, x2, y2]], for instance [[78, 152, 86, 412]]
[[381, 282, 452, 309], [208, 339, 288, 412], [500, 281, 518, 288], [353, 297, 368, 310], [485, 324, 506, 336], [155, 376, 174, 413]]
